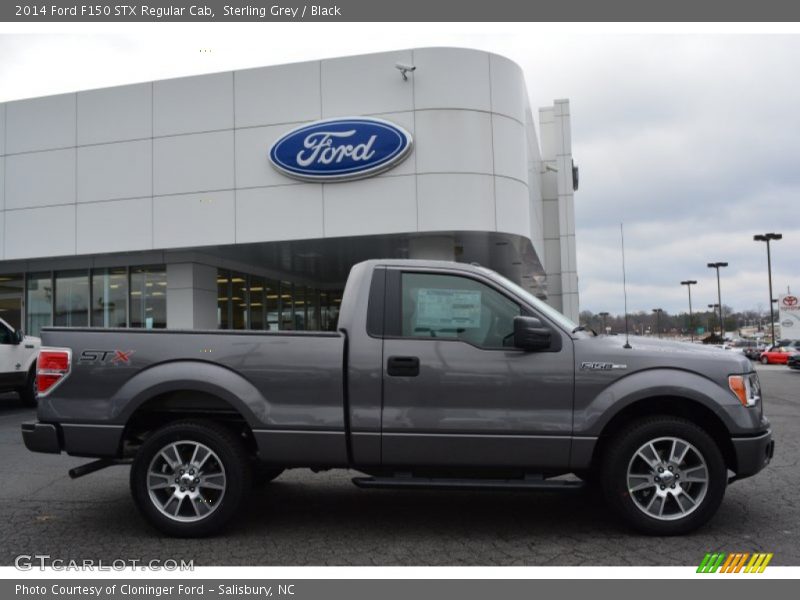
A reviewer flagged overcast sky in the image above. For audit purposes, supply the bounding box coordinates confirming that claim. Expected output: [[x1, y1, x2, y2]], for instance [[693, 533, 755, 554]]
[[0, 26, 797, 315]]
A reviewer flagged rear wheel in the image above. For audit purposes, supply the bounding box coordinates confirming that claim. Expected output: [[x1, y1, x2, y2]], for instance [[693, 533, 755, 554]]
[[16, 367, 37, 407], [601, 416, 727, 535], [130, 420, 252, 537]]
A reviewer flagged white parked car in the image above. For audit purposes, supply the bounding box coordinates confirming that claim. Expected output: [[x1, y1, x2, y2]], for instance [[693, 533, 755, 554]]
[[0, 318, 40, 405]]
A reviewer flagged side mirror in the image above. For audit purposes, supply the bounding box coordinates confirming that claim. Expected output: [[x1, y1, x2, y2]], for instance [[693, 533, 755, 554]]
[[513, 316, 552, 351], [13, 329, 25, 345]]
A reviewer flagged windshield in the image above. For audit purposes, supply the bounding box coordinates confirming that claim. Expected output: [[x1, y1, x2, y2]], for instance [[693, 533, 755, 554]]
[[478, 267, 580, 333]]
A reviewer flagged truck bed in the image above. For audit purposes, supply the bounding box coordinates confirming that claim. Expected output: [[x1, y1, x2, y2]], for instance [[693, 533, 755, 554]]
[[36, 326, 348, 465]]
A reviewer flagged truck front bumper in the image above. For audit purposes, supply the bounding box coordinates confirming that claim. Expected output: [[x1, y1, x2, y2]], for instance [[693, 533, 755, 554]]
[[21, 421, 123, 457], [731, 429, 774, 480]]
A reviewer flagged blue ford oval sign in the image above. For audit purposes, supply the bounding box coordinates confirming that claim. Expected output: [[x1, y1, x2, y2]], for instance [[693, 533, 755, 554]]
[[269, 117, 413, 182]]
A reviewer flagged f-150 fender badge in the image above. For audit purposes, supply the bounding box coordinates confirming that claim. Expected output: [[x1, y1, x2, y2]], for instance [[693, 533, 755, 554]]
[[580, 361, 627, 371]]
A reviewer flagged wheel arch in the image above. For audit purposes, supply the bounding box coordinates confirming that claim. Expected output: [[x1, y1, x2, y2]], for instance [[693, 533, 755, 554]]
[[122, 390, 259, 457], [112, 361, 269, 425], [114, 361, 270, 456], [589, 396, 737, 473]]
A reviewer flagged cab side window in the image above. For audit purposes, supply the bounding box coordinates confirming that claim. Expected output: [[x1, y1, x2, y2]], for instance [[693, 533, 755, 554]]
[[0, 323, 13, 345], [400, 273, 521, 349]]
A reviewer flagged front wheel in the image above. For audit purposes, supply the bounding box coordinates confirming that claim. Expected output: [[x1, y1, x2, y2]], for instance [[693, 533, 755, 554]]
[[130, 420, 252, 537], [601, 416, 727, 535], [760, 356, 769, 365]]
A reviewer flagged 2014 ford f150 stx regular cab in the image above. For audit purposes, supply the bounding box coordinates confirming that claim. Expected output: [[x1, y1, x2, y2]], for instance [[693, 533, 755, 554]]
[[22, 259, 774, 537]]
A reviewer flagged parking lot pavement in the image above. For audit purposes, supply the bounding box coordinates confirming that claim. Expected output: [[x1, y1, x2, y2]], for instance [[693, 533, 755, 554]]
[[1, 366, 797, 567]]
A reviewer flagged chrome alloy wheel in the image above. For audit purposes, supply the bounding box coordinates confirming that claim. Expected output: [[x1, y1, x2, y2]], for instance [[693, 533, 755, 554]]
[[147, 440, 227, 523], [626, 436, 709, 521]]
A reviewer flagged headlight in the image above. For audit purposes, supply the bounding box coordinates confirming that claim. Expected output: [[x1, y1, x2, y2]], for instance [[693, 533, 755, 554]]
[[728, 373, 761, 407]]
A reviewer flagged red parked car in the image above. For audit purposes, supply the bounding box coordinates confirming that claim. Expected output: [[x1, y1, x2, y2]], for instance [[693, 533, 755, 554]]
[[760, 345, 799, 364]]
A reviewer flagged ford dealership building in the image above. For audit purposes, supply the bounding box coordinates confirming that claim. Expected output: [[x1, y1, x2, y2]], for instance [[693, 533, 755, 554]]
[[0, 47, 579, 335]]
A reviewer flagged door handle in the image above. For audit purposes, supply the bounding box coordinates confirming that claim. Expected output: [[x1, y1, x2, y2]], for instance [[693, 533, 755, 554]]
[[387, 356, 420, 377]]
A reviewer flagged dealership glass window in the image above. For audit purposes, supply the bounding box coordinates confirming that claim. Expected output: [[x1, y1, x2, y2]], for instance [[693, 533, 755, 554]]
[[130, 266, 166, 329], [219, 271, 290, 330], [26, 273, 53, 336], [214, 271, 340, 332], [400, 273, 520, 348], [266, 280, 281, 330], [217, 271, 230, 329], [249, 276, 265, 330], [306, 288, 320, 331], [280, 282, 294, 330], [320, 291, 330, 331], [320, 290, 343, 331], [293, 285, 307, 330], [0, 273, 24, 331], [91, 268, 128, 328], [231, 273, 248, 330], [54, 270, 90, 327]]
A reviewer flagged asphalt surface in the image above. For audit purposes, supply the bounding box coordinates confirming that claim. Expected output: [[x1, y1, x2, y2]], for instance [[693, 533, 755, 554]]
[[0, 363, 797, 566]]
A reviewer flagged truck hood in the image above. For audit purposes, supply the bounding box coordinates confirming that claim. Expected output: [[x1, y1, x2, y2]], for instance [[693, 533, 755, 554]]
[[574, 334, 753, 382]]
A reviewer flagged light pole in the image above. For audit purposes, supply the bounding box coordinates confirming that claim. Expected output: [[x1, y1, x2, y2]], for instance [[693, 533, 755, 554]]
[[707, 262, 728, 339], [708, 303, 720, 337], [599, 311, 609, 334], [652, 308, 663, 339], [754, 233, 782, 345], [680, 280, 697, 342]]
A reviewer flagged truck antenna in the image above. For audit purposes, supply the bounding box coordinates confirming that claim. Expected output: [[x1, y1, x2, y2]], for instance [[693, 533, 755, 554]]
[[620, 222, 632, 349]]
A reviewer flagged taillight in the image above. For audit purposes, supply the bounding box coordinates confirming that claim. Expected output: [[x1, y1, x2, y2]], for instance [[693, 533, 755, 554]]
[[37, 347, 72, 396]]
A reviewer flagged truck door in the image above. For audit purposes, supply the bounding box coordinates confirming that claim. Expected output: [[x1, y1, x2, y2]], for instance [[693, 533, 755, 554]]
[[380, 268, 573, 470]]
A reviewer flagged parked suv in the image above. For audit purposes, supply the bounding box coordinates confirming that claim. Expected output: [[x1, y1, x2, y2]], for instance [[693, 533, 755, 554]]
[[0, 318, 40, 405]]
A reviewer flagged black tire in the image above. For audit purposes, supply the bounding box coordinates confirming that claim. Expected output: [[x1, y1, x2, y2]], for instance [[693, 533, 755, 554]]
[[252, 464, 285, 487], [600, 416, 727, 536], [16, 367, 37, 407], [760, 356, 769, 365], [130, 420, 252, 537]]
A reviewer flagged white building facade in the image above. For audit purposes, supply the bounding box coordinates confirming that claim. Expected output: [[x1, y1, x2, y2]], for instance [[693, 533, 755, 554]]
[[0, 47, 579, 335]]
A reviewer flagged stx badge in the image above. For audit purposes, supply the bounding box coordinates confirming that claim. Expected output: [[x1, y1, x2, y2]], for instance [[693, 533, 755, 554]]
[[79, 350, 135, 365]]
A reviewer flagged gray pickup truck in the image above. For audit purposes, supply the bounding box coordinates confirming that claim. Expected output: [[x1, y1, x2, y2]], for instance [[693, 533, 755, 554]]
[[22, 259, 773, 537]]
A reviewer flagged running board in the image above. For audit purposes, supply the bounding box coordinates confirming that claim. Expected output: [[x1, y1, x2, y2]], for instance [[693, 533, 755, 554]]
[[351, 476, 585, 492]]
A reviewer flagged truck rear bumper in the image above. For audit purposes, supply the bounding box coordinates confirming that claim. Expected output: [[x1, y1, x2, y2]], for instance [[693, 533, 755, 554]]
[[21, 421, 124, 457], [21, 421, 61, 454], [731, 429, 774, 480]]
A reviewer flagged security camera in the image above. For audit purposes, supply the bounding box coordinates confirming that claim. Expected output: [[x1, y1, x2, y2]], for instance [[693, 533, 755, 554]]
[[395, 63, 416, 81]]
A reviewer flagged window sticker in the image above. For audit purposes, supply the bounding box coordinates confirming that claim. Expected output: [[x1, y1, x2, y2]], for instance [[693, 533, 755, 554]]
[[414, 288, 482, 330]]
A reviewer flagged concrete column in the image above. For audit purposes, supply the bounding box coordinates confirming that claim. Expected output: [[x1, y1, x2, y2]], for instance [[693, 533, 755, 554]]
[[408, 235, 455, 261], [538, 99, 579, 323], [166, 263, 218, 329]]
